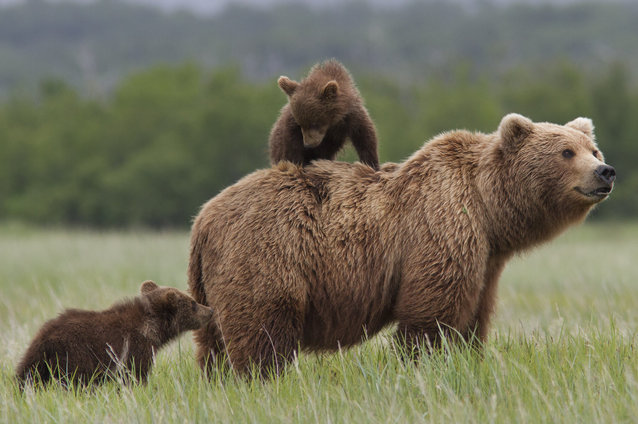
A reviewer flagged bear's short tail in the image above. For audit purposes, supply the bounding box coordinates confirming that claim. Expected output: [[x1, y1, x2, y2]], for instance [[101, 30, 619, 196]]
[[187, 222, 209, 306]]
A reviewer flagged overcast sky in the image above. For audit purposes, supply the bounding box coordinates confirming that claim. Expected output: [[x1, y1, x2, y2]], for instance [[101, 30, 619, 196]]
[[0, 0, 620, 15]]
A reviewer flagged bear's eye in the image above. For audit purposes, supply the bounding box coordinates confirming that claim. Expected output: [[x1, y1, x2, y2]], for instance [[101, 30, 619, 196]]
[[191, 300, 196, 311], [593, 150, 599, 158], [562, 149, 575, 159]]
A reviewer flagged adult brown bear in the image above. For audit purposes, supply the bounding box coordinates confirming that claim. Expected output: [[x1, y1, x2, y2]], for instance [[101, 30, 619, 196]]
[[189, 114, 615, 377]]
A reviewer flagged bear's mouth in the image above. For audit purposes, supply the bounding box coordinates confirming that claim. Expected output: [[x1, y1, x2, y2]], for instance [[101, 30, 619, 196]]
[[574, 185, 613, 200]]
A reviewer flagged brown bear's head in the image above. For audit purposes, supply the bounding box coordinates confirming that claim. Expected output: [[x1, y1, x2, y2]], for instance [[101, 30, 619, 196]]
[[278, 75, 349, 148], [497, 113, 615, 222], [140, 280, 214, 332]]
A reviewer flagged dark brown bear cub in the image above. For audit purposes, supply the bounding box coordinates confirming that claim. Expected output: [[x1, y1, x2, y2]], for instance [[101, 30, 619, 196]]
[[269, 59, 380, 169], [16, 280, 213, 388]]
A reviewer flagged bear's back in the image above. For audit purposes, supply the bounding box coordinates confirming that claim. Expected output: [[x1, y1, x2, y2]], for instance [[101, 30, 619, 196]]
[[196, 160, 388, 237]]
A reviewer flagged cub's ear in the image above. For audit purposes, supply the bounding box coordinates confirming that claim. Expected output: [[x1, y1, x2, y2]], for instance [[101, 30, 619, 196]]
[[321, 80, 339, 99], [498, 113, 534, 151], [140, 280, 159, 295], [277, 76, 299, 96], [566, 117, 594, 137]]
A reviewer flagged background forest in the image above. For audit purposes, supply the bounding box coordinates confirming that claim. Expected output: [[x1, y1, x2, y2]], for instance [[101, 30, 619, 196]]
[[0, 0, 636, 227]]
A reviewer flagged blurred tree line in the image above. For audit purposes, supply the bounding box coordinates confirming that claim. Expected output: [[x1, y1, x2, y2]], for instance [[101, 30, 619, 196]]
[[0, 62, 635, 228], [2, 1, 638, 96]]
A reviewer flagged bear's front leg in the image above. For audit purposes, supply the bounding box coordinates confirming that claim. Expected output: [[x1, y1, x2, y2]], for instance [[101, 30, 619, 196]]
[[460, 254, 507, 347], [392, 265, 485, 359], [393, 320, 448, 360], [269, 112, 306, 166], [350, 112, 380, 170]]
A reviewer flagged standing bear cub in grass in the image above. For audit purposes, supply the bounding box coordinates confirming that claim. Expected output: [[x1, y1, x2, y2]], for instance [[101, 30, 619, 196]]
[[189, 113, 614, 378], [269, 59, 380, 169], [16, 280, 213, 387]]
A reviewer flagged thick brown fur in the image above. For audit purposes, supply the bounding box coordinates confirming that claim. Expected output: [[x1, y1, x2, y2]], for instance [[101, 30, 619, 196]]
[[189, 114, 615, 377], [16, 281, 213, 387], [269, 59, 380, 169]]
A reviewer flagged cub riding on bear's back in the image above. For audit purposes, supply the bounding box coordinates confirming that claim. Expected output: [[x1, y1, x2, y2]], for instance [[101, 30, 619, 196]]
[[269, 59, 380, 170]]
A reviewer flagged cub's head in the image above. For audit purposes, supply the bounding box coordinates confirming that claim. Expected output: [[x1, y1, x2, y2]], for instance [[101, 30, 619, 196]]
[[278, 72, 348, 148], [497, 113, 615, 223], [140, 280, 213, 332]]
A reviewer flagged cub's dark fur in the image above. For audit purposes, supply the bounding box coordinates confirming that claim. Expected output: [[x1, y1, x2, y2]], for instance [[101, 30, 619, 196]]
[[269, 59, 380, 169], [16, 280, 213, 387]]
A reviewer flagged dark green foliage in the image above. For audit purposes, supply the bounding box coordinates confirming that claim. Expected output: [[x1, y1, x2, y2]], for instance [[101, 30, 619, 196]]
[[0, 62, 634, 227], [0, 65, 279, 227]]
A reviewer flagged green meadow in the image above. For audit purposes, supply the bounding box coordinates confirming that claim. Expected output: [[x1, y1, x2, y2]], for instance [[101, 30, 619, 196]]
[[1, 222, 637, 423]]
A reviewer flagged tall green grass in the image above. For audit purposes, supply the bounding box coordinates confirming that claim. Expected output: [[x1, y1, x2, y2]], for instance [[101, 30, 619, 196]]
[[1, 223, 637, 423]]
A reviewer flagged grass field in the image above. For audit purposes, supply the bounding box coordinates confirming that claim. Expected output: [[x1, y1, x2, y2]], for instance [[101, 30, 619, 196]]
[[1, 222, 637, 423]]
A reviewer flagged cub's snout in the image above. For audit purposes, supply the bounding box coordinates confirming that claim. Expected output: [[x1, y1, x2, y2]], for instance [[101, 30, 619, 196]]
[[196, 304, 214, 327]]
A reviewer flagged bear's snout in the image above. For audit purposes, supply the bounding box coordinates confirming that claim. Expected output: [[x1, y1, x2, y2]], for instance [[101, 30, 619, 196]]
[[197, 305, 214, 324], [301, 128, 327, 148], [595, 164, 616, 185]]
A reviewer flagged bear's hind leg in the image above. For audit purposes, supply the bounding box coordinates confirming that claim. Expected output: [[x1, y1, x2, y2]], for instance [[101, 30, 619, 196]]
[[223, 300, 304, 379], [194, 320, 227, 378]]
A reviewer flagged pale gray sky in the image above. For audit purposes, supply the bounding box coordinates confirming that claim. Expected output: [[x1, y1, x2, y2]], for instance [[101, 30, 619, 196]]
[[0, 0, 621, 15]]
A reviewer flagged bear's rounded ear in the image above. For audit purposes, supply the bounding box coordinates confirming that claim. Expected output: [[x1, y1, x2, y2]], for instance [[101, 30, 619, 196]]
[[321, 80, 339, 99], [140, 280, 159, 295], [278, 76, 299, 96], [498, 113, 534, 151], [565, 117, 594, 137]]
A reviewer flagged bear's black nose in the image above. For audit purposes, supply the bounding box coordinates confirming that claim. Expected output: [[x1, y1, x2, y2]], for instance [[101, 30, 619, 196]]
[[595, 165, 616, 185]]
